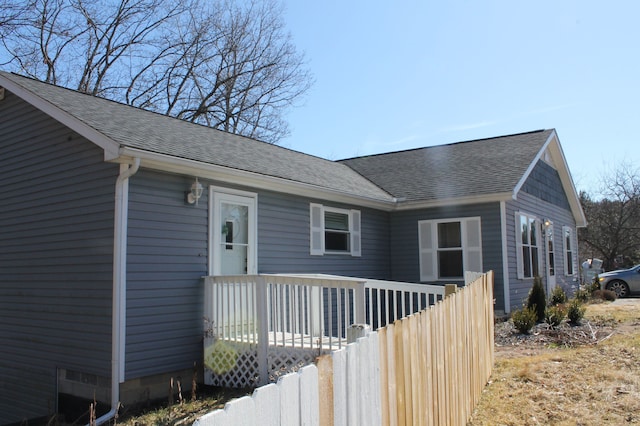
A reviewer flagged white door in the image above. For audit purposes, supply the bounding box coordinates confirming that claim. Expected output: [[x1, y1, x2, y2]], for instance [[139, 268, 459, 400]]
[[545, 223, 556, 294], [211, 189, 257, 275]]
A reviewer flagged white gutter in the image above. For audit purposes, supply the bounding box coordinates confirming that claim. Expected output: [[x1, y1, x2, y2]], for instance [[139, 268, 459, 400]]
[[117, 147, 398, 210], [93, 158, 140, 426]]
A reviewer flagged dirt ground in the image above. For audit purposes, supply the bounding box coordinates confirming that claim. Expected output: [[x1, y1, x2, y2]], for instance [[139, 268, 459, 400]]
[[468, 298, 640, 426]]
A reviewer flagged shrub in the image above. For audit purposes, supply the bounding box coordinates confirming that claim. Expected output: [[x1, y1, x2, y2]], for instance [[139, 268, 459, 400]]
[[511, 307, 537, 334], [593, 289, 617, 301], [549, 286, 567, 306], [567, 299, 586, 325], [574, 287, 591, 303], [526, 276, 547, 322], [544, 304, 566, 328], [587, 279, 601, 293]]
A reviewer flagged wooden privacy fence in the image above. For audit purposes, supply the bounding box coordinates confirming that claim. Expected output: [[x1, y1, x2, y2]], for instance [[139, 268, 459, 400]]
[[375, 270, 494, 426], [196, 271, 494, 425]]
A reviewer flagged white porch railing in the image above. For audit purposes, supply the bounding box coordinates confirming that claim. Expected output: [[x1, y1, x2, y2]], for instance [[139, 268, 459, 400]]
[[203, 274, 445, 387]]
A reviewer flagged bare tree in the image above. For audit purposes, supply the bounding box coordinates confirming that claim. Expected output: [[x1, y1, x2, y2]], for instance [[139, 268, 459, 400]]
[[579, 163, 640, 270], [0, 0, 312, 143]]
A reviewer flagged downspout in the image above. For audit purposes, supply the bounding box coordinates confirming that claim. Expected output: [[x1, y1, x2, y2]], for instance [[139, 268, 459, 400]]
[[500, 201, 511, 313], [94, 158, 140, 426]]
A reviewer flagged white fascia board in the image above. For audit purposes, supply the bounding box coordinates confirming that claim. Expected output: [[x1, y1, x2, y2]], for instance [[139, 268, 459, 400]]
[[0, 75, 120, 161], [545, 136, 588, 227], [118, 147, 397, 210], [512, 130, 557, 197]]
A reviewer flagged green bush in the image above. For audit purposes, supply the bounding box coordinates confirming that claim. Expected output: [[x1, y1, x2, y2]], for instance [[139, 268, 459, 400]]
[[574, 287, 591, 303], [549, 286, 567, 306], [587, 279, 601, 293], [526, 276, 547, 322], [511, 306, 537, 334], [567, 299, 586, 325], [544, 304, 566, 328]]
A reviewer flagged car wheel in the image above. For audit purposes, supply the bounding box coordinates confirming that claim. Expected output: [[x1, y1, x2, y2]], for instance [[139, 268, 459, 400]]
[[607, 280, 630, 298]]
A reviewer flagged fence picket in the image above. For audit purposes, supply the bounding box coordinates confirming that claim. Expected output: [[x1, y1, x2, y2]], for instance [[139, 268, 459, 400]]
[[299, 365, 319, 426], [346, 344, 359, 426], [278, 373, 300, 425], [252, 384, 280, 426], [332, 348, 348, 426], [223, 396, 256, 426], [316, 354, 334, 426]]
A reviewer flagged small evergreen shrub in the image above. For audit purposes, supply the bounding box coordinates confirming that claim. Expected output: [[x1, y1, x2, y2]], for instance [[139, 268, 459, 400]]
[[511, 307, 537, 334], [574, 287, 591, 303], [587, 279, 601, 293], [526, 276, 547, 322], [544, 304, 566, 328], [567, 299, 586, 325], [549, 286, 567, 306]]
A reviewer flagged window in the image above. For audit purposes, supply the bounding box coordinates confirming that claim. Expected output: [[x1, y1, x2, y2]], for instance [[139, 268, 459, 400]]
[[546, 224, 555, 277], [563, 226, 575, 276], [418, 217, 482, 281], [310, 204, 361, 256], [516, 213, 541, 279]]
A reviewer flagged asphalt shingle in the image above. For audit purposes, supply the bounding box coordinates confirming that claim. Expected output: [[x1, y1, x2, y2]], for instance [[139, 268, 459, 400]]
[[0, 71, 394, 202], [340, 130, 553, 202]]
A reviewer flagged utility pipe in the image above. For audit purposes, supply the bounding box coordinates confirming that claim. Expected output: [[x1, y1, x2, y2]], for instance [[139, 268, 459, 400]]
[[93, 158, 140, 426]]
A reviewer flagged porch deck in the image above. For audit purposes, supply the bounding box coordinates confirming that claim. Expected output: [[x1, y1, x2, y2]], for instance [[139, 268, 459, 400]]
[[203, 274, 449, 387]]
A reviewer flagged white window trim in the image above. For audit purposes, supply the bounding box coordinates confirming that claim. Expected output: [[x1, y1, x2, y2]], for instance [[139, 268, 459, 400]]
[[418, 217, 482, 282], [563, 225, 575, 276], [310, 203, 361, 257], [515, 212, 542, 280]]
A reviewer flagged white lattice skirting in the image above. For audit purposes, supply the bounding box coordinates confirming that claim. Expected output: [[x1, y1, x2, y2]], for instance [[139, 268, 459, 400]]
[[204, 337, 331, 388]]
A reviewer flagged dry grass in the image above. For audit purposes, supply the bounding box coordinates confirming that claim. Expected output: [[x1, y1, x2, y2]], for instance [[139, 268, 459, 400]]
[[113, 387, 249, 426], [469, 300, 640, 426]]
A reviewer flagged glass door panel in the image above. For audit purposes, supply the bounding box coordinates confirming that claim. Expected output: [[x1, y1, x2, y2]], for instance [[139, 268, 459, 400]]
[[211, 190, 256, 275]]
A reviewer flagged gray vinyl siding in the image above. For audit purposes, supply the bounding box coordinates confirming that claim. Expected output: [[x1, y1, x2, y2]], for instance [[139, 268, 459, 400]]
[[257, 191, 391, 279], [0, 92, 118, 424], [124, 177, 392, 380], [521, 160, 572, 211], [125, 170, 209, 379], [388, 203, 504, 307], [505, 162, 578, 310]]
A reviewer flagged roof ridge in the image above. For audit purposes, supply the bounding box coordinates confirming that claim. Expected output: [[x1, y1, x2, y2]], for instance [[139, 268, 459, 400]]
[[339, 129, 550, 162]]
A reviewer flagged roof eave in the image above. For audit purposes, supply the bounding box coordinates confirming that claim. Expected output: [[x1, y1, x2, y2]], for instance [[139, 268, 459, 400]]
[[118, 147, 398, 210], [392, 192, 514, 211], [0, 73, 120, 161]]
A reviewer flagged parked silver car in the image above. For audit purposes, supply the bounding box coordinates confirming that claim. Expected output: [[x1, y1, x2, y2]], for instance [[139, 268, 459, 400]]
[[598, 264, 640, 298]]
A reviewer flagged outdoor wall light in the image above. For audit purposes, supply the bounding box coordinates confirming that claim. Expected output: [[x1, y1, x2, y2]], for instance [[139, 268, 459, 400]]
[[186, 177, 204, 205], [543, 218, 552, 228]]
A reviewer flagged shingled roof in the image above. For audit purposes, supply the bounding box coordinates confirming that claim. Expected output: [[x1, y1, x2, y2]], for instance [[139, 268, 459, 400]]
[[0, 71, 394, 203], [0, 71, 584, 221], [340, 130, 556, 203]]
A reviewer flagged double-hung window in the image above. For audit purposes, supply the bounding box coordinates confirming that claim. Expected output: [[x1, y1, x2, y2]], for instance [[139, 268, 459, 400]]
[[516, 212, 541, 279], [310, 204, 361, 256], [418, 217, 482, 281], [563, 226, 575, 276]]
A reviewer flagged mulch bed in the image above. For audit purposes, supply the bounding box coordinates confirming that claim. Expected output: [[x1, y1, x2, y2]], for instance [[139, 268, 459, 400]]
[[494, 316, 618, 350]]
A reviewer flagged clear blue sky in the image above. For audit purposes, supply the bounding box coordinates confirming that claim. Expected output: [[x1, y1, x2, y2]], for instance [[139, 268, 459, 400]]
[[281, 1, 639, 195]]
